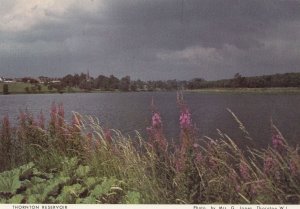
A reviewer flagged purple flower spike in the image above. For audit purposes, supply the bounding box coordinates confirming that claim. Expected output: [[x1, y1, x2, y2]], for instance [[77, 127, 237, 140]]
[[152, 112, 162, 128], [239, 162, 250, 180], [272, 133, 284, 151], [179, 108, 192, 130], [263, 156, 274, 174]]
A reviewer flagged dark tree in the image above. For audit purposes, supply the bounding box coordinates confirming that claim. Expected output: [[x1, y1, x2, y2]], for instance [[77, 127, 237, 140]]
[[119, 76, 131, 91]]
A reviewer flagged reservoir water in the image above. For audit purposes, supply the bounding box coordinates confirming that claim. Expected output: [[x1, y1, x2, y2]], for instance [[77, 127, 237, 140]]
[[0, 92, 300, 148]]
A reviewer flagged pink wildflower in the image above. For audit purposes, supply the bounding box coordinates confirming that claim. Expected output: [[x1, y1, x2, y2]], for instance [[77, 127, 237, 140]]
[[104, 128, 112, 144], [37, 110, 45, 129], [18, 111, 27, 128], [50, 102, 58, 128], [208, 157, 217, 169], [263, 156, 274, 174], [272, 133, 284, 151], [147, 109, 167, 152], [152, 112, 162, 128], [57, 103, 65, 127], [2, 115, 10, 134], [250, 182, 263, 197], [179, 108, 192, 130], [239, 162, 250, 180]]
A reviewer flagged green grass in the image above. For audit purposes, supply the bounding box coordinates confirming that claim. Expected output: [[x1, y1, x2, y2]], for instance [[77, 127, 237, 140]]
[[186, 87, 300, 94], [0, 82, 84, 94]]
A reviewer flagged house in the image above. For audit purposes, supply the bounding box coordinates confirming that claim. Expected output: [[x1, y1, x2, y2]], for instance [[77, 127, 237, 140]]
[[3, 78, 16, 83], [49, 80, 61, 84], [0, 77, 3, 82]]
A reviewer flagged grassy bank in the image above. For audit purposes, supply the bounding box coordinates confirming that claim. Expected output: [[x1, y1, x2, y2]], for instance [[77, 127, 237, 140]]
[[186, 87, 300, 94], [0, 82, 85, 94], [3, 82, 300, 95], [0, 100, 299, 204]]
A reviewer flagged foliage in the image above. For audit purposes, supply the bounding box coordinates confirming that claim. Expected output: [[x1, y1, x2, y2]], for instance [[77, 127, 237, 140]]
[[188, 72, 300, 89], [0, 100, 299, 204]]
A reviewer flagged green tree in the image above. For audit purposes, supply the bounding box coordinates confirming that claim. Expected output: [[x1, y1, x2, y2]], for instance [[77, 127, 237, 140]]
[[119, 76, 131, 91]]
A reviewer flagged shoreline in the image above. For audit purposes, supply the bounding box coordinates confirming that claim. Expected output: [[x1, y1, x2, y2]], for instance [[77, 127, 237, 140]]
[[1, 86, 300, 95], [185, 87, 300, 94]]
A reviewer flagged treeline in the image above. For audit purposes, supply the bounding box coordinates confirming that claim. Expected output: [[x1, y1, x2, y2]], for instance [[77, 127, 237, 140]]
[[48, 72, 300, 92], [188, 73, 300, 89], [58, 73, 187, 91]]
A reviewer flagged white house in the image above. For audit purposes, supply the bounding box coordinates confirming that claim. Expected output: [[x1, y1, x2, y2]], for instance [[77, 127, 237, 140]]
[[3, 78, 15, 83], [0, 77, 3, 82]]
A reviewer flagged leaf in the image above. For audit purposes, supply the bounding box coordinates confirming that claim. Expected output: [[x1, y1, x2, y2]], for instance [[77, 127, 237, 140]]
[[84, 177, 101, 189], [27, 195, 39, 203], [7, 194, 24, 204], [80, 196, 97, 204], [0, 169, 21, 195], [75, 165, 91, 178], [56, 184, 83, 203], [125, 191, 141, 204], [19, 162, 35, 181], [90, 178, 117, 198]]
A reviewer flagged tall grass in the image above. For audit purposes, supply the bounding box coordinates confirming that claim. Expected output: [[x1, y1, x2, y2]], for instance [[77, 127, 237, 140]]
[[0, 99, 299, 204]]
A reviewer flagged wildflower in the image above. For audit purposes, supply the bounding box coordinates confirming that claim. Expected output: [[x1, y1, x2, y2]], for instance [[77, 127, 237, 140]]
[[271, 123, 285, 152], [177, 91, 193, 131], [208, 157, 217, 170], [18, 111, 27, 128], [289, 160, 298, 176], [147, 108, 167, 152], [239, 162, 250, 180], [57, 103, 65, 127], [50, 102, 58, 128], [179, 108, 192, 130], [250, 181, 264, 197], [272, 133, 284, 151], [104, 128, 112, 144], [263, 156, 274, 174], [1, 115, 11, 138], [152, 112, 162, 128], [37, 110, 45, 129]]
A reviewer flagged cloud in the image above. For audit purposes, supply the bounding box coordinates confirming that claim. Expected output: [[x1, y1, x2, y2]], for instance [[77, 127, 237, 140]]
[[0, 0, 300, 80], [0, 0, 104, 32]]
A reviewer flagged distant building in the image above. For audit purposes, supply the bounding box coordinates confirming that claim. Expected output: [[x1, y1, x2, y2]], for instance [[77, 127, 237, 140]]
[[3, 78, 16, 83], [0, 77, 3, 82], [50, 80, 61, 84]]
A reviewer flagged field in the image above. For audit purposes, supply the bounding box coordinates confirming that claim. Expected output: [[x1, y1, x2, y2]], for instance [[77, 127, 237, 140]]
[[0, 82, 83, 94], [0, 98, 299, 204], [186, 87, 300, 94]]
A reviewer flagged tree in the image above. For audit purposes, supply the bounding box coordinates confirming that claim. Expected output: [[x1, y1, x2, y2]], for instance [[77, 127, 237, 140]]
[[108, 75, 120, 90], [232, 73, 245, 87], [130, 82, 137, 91], [62, 74, 75, 87], [119, 76, 131, 91], [3, 84, 9, 95]]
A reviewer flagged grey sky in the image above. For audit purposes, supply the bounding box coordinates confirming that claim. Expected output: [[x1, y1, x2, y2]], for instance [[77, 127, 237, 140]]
[[0, 0, 300, 80]]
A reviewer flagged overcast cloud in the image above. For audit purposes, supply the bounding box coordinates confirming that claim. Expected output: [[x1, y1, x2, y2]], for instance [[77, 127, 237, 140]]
[[0, 0, 300, 80]]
